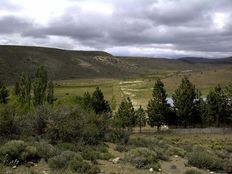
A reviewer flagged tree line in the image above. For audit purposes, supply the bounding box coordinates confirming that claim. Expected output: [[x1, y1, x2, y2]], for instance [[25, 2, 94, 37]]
[[114, 77, 232, 132], [0, 66, 232, 134], [0, 66, 55, 107]]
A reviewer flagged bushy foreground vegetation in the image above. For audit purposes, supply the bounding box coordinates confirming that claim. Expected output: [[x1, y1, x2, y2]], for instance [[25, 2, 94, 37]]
[[0, 66, 232, 173]]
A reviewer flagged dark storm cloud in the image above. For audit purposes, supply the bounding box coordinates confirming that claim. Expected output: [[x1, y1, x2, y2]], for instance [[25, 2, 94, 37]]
[[0, 16, 32, 34], [1, 0, 232, 57]]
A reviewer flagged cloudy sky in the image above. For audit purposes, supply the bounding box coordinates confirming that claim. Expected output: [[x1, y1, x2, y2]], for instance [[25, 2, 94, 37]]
[[0, 0, 232, 58]]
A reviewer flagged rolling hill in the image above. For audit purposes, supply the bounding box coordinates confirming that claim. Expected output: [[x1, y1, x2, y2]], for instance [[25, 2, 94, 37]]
[[0, 45, 231, 83]]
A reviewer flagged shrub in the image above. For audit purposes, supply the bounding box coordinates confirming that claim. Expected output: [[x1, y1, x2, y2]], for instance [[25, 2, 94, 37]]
[[129, 137, 160, 148], [46, 106, 108, 144], [82, 121, 101, 145], [47, 106, 86, 143], [185, 169, 202, 174], [105, 127, 125, 143], [69, 160, 100, 174], [81, 147, 113, 161], [81, 149, 99, 162], [114, 144, 129, 152], [152, 146, 169, 161], [34, 141, 59, 161], [168, 146, 186, 157], [93, 143, 108, 153], [48, 151, 79, 170], [0, 108, 18, 136], [48, 149, 101, 174], [125, 148, 160, 170], [57, 142, 82, 152], [98, 152, 113, 160], [0, 140, 39, 165], [188, 150, 224, 171], [31, 106, 51, 135], [18, 106, 55, 137], [0, 163, 6, 173], [224, 160, 232, 173]]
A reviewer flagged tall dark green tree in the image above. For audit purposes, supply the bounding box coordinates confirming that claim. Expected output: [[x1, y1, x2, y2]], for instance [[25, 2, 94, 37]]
[[47, 80, 54, 105], [206, 85, 227, 127], [135, 105, 146, 133], [147, 79, 169, 131], [191, 90, 204, 127], [115, 97, 136, 129], [172, 76, 198, 128], [225, 83, 232, 123], [18, 73, 31, 106], [0, 81, 9, 104], [197, 98, 207, 127], [33, 66, 48, 106], [91, 87, 111, 114]]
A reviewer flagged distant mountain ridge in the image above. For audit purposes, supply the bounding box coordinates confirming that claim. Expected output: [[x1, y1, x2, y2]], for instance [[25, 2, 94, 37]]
[[0, 45, 231, 83], [179, 57, 232, 64]]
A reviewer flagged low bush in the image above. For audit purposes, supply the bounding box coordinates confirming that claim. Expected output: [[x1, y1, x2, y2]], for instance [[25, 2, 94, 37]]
[[114, 144, 129, 152], [224, 160, 232, 173], [69, 159, 100, 174], [98, 152, 113, 160], [185, 169, 202, 174], [81, 146, 113, 161], [56, 142, 82, 152], [34, 141, 59, 161], [129, 137, 170, 161], [48, 151, 79, 170], [152, 146, 170, 161], [0, 140, 39, 165], [0, 163, 5, 173], [105, 127, 125, 143], [168, 146, 186, 157], [125, 147, 160, 170], [129, 137, 158, 147], [93, 143, 108, 153], [81, 149, 99, 162], [188, 150, 224, 171], [48, 150, 100, 174]]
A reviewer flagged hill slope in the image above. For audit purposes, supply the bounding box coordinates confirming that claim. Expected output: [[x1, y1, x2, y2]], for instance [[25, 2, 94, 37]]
[[0, 45, 231, 83], [0, 45, 139, 82]]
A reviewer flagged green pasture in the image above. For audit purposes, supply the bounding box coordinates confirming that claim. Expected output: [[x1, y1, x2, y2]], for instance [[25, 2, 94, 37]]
[[53, 68, 232, 110]]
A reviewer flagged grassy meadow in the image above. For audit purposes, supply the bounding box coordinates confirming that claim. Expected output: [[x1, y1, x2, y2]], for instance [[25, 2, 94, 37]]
[[54, 67, 232, 109]]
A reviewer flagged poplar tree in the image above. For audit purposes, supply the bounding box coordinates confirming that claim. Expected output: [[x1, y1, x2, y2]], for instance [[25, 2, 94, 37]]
[[33, 66, 48, 106], [47, 80, 54, 105], [14, 82, 20, 96], [18, 73, 31, 106]]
